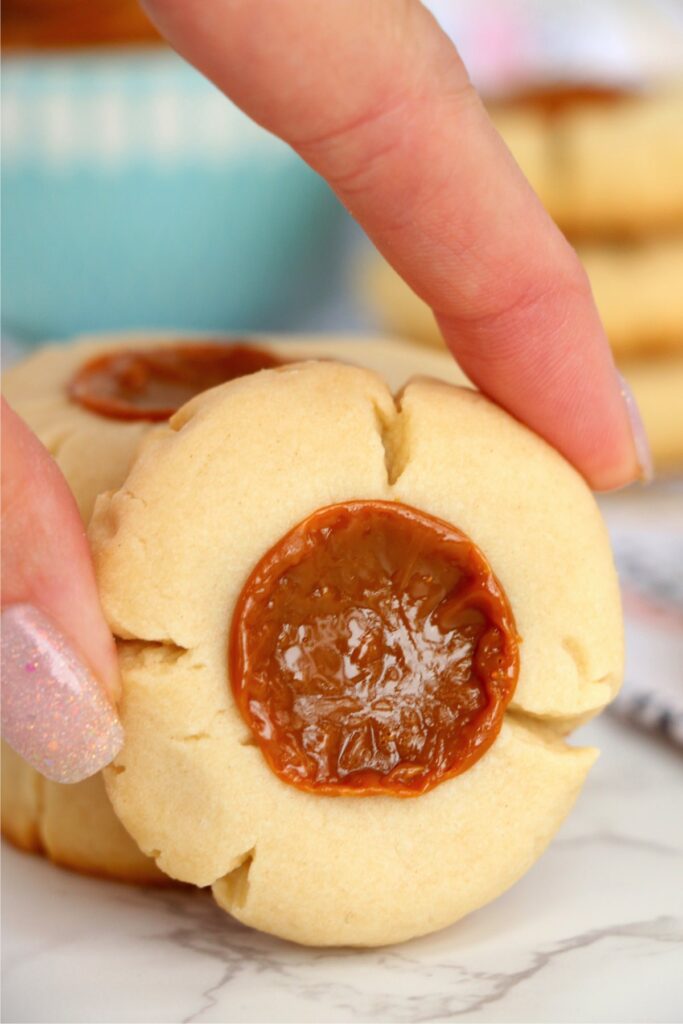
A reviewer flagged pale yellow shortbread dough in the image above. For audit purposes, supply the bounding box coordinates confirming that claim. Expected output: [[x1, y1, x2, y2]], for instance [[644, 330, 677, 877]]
[[1, 333, 466, 883], [1, 742, 168, 883], [90, 361, 622, 945], [2, 332, 468, 521]]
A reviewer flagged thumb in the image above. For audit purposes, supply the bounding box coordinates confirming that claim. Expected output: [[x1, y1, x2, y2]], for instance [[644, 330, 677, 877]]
[[1, 399, 123, 783]]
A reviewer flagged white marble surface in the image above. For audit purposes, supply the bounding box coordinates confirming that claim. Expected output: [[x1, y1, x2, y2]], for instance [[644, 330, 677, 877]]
[[2, 714, 682, 1024]]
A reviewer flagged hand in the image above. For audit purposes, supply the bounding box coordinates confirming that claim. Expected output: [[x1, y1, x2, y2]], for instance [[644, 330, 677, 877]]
[[143, 0, 651, 490], [1, 1, 650, 783], [1, 399, 122, 782]]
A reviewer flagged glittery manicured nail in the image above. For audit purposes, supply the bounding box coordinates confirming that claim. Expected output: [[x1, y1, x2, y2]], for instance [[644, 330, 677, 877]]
[[618, 372, 654, 484], [1, 604, 123, 783]]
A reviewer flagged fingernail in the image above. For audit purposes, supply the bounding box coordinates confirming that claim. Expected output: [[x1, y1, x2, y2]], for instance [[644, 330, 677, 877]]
[[618, 372, 654, 484], [1, 604, 123, 783]]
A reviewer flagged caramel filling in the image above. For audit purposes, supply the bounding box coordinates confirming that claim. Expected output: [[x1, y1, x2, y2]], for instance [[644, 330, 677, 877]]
[[493, 83, 630, 117], [68, 342, 283, 421], [230, 501, 519, 796], [2, 0, 162, 49]]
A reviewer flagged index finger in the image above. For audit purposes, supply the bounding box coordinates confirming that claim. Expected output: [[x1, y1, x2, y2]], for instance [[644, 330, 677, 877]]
[[143, 0, 648, 490]]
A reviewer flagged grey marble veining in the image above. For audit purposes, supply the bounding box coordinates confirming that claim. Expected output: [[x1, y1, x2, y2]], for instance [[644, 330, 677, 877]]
[[2, 716, 682, 1024]]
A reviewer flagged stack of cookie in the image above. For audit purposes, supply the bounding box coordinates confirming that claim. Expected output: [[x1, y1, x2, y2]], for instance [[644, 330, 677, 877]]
[[2, 332, 623, 946], [366, 85, 683, 472]]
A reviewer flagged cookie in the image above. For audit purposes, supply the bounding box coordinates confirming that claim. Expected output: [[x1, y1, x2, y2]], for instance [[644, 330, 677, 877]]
[[90, 360, 622, 945], [2, 335, 280, 522], [2, 333, 469, 521], [577, 239, 683, 358], [1, 740, 168, 882], [553, 88, 683, 237], [364, 240, 683, 359], [1, 333, 467, 884], [489, 87, 683, 236]]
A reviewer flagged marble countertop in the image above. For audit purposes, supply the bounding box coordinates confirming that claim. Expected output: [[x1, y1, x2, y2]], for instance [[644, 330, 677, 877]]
[[2, 713, 682, 1024], [1, 330, 681, 1022]]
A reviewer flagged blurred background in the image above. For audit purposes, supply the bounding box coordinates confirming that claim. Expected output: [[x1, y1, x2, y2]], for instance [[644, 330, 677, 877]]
[[1, 0, 682, 741], [2, 0, 682, 340]]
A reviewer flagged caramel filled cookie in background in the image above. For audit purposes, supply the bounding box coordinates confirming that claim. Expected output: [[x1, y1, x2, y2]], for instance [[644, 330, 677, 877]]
[[363, 260, 683, 472], [489, 86, 683, 238], [364, 242, 683, 360], [1, 0, 161, 50]]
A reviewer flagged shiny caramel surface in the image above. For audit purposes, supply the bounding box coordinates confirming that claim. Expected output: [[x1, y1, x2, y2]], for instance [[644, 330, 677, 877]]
[[230, 501, 519, 796], [68, 342, 283, 421]]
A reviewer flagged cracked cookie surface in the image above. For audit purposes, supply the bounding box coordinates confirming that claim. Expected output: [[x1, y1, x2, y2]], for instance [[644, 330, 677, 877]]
[[1, 333, 467, 884], [90, 361, 622, 945]]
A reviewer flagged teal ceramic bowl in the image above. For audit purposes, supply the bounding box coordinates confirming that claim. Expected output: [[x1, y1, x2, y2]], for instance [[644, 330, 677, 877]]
[[2, 51, 344, 341]]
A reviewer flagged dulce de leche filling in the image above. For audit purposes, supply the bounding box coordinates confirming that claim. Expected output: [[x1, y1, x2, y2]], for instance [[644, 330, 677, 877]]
[[504, 84, 629, 117], [2, 0, 162, 50], [230, 501, 519, 797], [68, 342, 284, 421]]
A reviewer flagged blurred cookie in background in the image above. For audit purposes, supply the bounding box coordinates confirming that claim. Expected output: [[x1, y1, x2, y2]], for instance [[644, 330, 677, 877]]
[[490, 86, 683, 237], [362, 240, 683, 360], [362, 257, 683, 473], [363, 77, 683, 475], [578, 238, 683, 359], [551, 87, 683, 237], [1, 0, 161, 49]]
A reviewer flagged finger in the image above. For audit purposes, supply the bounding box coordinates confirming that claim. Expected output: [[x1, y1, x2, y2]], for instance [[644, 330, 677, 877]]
[[143, 0, 649, 490], [1, 400, 122, 782]]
